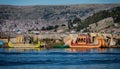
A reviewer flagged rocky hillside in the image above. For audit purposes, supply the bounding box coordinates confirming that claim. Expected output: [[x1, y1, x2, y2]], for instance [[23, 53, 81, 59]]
[[67, 6, 120, 32], [86, 17, 120, 34], [0, 4, 120, 32]]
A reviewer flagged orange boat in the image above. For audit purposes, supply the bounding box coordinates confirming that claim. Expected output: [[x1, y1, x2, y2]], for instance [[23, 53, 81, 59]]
[[69, 34, 105, 48]]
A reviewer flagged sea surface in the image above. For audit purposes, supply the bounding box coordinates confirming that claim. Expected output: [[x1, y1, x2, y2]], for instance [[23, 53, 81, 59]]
[[0, 47, 120, 69]]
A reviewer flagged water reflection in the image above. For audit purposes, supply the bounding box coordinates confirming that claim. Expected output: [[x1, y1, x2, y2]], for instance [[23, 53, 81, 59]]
[[65, 48, 107, 53], [3, 48, 105, 53], [97, 48, 106, 52], [4, 48, 44, 52], [67, 48, 91, 52], [1, 47, 119, 53]]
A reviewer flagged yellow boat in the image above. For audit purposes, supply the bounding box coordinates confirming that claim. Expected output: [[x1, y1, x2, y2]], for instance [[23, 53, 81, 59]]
[[8, 41, 45, 48], [7, 35, 45, 48]]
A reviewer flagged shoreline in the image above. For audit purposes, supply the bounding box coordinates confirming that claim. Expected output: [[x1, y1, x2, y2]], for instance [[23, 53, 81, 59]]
[[1, 45, 120, 48], [101, 45, 120, 48]]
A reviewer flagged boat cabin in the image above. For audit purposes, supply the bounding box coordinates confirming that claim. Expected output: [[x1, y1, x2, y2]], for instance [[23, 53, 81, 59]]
[[75, 35, 91, 45]]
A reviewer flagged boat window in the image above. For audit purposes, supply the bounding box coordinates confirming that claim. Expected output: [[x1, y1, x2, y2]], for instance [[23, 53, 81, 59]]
[[81, 38, 83, 42], [76, 38, 86, 42], [83, 38, 86, 42], [77, 38, 80, 42]]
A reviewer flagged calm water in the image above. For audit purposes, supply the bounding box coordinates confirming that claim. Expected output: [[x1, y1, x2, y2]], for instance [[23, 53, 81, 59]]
[[0, 47, 120, 69]]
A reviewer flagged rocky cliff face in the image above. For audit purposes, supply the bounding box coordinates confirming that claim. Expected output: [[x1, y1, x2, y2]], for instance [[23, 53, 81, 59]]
[[88, 17, 120, 33], [0, 4, 120, 32]]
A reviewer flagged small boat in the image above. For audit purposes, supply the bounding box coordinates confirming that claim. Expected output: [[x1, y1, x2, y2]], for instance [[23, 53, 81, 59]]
[[0, 41, 4, 45], [68, 34, 104, 48], [0, 41, 5, 47], [7, 35, 45, 48], [53, 45, 69, 48], [8, 41, 45, 48]]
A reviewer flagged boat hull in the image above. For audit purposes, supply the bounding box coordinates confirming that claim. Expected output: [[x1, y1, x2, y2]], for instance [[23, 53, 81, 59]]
[[69, 40, 102, 48], [8, 41, 44, 48], [8, 44, 41, 48], [53, 45, 69, 48]]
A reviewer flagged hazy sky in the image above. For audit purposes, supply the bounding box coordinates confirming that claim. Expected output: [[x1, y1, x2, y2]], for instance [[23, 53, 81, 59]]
[[0, 0, 120, 5]]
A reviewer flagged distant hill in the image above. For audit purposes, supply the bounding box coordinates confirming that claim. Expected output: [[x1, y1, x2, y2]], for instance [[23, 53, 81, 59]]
[[80, 6, 120, 32], [0, 4, 120, 32]]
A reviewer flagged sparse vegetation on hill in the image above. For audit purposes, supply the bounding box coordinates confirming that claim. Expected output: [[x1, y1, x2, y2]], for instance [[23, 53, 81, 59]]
[[70, 6, 120, 31], [0, 4, 120, 33]]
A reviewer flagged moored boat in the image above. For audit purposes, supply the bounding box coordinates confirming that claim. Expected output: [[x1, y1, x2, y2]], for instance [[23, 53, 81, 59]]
[[7, 35, 45, 48], [68, 34, 105, 48], [53, 45, 69, 48], [8, 41, 44, 48]]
